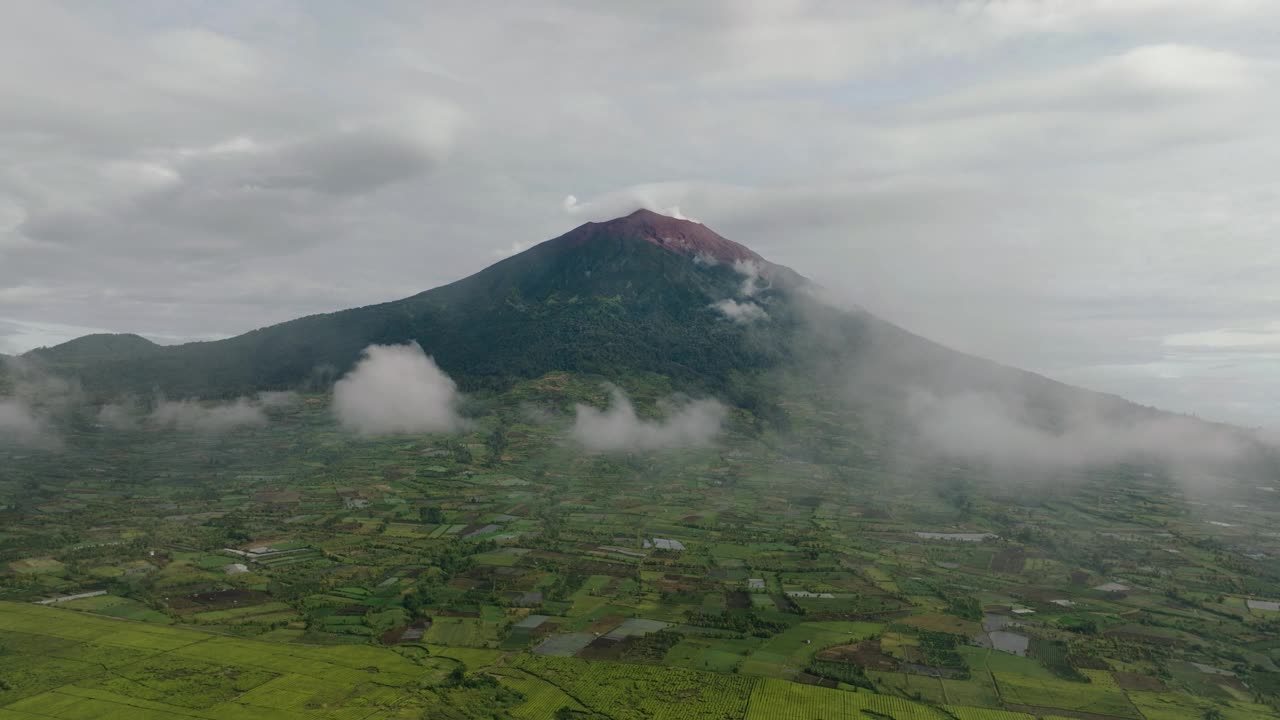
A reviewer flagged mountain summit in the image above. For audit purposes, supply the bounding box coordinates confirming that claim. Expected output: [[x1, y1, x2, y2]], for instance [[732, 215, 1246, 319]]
[[554, 209, 799, 283]]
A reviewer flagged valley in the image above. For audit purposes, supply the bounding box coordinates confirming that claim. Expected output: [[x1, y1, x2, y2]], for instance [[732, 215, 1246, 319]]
[[3, 373, 1278, 719]]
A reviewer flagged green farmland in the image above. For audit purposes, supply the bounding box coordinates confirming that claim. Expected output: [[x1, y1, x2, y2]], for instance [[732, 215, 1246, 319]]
[[3, 377, 1280, 719]]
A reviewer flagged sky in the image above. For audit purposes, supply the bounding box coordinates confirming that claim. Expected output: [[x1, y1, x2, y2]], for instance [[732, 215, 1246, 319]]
[[1, 1, 1278, 427]]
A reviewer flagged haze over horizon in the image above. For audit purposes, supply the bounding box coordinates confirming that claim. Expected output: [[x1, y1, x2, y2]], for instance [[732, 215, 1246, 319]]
[[2, 1, 1278, 427]]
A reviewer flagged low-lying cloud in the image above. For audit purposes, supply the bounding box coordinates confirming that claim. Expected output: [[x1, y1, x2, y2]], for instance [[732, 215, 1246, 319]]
[[97, 399, 141, 430], [0, 358, 80, 448], [711, 299, 768, 323], [333, 343, 465, 435], [571, 387, 727, 452], [0, 399, 54, 448], [257, 390, 300, 408], [733, 259, 765, 297], [906, 388, 1249, 475], [149, 398, 268, 433]]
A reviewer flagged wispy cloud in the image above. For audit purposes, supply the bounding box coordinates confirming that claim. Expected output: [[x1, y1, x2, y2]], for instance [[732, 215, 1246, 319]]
[[571, 386, 726, 452], [711, 298, 768, 323]]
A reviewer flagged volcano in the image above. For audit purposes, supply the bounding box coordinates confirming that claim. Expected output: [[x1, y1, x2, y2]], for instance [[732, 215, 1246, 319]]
[[13, 208, 1276, 479], [8, 210, 1220, 437]]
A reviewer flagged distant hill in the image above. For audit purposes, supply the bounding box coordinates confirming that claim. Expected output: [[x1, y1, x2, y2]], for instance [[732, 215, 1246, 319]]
[[25, 333, 160, 367]]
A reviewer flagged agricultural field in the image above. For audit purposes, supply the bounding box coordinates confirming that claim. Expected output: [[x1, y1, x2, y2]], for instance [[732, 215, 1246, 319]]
[[2, 377, 1280, 718]]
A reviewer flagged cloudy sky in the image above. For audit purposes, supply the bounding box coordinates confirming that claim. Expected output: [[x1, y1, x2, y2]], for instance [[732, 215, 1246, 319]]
[[2, 1, 1278, 426]]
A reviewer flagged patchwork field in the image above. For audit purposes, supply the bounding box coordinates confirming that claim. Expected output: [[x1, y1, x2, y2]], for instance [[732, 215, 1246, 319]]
[[2, 380, 1280, 718]]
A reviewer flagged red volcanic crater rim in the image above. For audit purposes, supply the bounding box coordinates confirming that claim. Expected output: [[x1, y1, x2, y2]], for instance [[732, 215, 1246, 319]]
[[552, 209, 802, 284]]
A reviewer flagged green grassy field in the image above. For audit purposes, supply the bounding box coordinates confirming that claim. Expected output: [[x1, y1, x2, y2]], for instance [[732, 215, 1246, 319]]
[[0, 601, 455, 718]]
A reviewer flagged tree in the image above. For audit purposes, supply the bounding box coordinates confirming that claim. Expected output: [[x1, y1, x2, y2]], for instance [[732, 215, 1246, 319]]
[[485, 424, 509, 466]]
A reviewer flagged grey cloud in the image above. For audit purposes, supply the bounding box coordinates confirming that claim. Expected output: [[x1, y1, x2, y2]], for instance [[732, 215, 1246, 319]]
[[571, 387, 727, 452], [177, 113, 459, 198], [18, 118, 458, 257], [3, 1, 1280, 428], [332, 343, 466, 435], [262, 130, 443, 195]]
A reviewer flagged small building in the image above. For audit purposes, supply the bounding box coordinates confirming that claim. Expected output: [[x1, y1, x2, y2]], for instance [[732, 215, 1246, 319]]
[[747, 578, 766, 591], [643, 538, 685, 551], [225, 563, 250, 575]]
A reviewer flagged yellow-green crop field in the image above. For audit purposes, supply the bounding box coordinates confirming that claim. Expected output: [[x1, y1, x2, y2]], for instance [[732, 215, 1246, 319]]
[[3, 601, 1276, 720], [0, 601, 452, 719]]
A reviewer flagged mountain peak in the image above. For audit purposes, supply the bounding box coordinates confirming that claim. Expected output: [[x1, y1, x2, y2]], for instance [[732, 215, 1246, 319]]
[[585, 208, 761, 266], [552, 209, 805, 288]]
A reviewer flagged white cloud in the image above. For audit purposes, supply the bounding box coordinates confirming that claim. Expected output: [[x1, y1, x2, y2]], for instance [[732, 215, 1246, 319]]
[[332, 343, 465, 435], [97, 400, 139, 430], [708, 3, 993, 85], [978, 0, 1272, 34], [571, 387, 727, 452], [0, 358, 80, 447], [0, 398, 49, 447], [711, 299, 768, 323], [562, 185, 706, 224], [918, 44, 1265, 119], [732, 259, 765, 297], [906, 388, 1248, 477]]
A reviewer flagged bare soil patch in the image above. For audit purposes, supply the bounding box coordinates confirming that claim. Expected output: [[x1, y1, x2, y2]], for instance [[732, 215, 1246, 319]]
[[1114, 672, 1166, 692], [817, 639, 899, 672]]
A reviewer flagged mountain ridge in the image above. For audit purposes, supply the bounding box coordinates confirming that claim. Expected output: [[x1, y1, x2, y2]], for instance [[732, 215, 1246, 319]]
[[4, 211, 1253, 450]]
